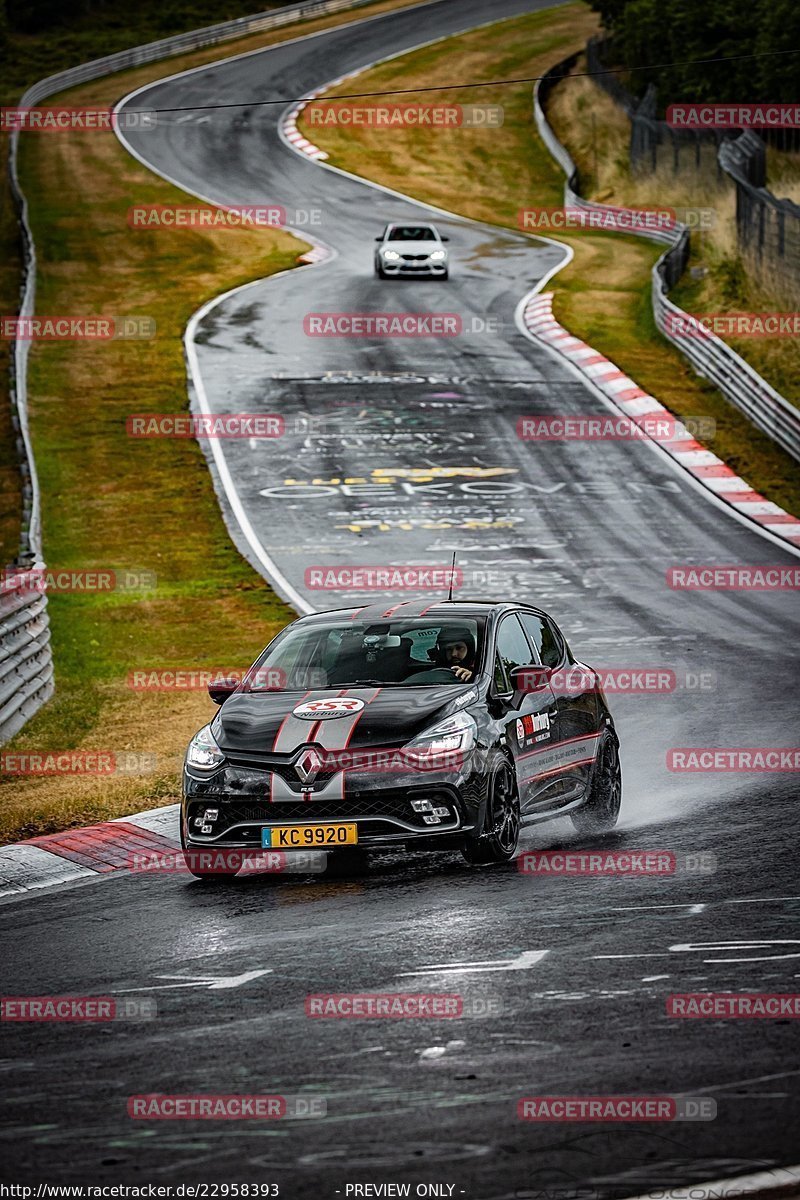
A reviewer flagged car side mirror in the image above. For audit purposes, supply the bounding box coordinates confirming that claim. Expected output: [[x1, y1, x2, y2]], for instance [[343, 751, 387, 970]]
[[208, 678, 238, 705], [441, 236, 450, 241], [375, 236, 383, 241], [509, 664, 552, 708]]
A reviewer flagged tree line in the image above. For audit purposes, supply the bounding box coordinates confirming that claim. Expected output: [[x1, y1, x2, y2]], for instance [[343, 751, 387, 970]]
[[590, 0, 799, 105]]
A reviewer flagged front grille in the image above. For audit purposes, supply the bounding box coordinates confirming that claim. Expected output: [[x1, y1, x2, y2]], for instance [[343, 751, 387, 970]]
[[401, 253, 429, 261], [188, 789, 460, 834], [204, 758, 339, 795]]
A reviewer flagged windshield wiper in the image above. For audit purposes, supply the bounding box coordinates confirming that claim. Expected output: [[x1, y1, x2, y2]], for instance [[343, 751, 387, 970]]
[[349, 679, 416, 687]]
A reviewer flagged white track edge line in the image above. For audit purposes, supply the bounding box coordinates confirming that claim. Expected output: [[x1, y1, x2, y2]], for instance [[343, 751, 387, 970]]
[[618, 1163, 800, 1200]]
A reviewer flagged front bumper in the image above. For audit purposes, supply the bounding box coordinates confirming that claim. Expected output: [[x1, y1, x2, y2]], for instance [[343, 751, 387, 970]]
[[378, 257, 447, 275], [182, 756, 481, 851]]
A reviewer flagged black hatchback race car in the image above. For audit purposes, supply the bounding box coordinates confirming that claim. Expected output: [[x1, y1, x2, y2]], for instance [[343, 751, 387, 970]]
[[181, 600, 621, 876]]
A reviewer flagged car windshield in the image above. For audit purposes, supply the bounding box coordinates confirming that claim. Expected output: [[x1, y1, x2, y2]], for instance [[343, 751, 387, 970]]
[[387, 226, 437, 241], [245, 617, 484, 690]]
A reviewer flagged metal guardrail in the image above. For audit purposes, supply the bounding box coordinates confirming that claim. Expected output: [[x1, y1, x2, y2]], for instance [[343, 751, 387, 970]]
[[0, 584, 54, 744], [2, 0, 381, 743], [718, 132, 800, 307], [533, 59, 800, 466]]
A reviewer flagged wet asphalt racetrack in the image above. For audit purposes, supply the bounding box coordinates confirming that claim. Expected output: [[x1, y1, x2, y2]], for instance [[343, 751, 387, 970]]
[[2, 0, 799, 1193]]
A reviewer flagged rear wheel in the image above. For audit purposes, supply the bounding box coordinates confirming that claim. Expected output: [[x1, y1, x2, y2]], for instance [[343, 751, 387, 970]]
[[570, 733, 622, 834], [462, 757, 520, 865]]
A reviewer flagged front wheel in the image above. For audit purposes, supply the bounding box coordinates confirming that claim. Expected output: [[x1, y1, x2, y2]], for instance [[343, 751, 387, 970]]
[[570, 733, 622, 834], [462, 757, 520, 865]]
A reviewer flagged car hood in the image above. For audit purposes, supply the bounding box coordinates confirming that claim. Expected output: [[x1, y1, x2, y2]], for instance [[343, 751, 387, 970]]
[[381, 239, 444, 255], [214, 684, 467, 755]]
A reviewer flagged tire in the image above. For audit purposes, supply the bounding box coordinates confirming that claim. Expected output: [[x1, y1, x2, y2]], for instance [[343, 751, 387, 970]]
[[570, 733, 622, 835], [440, 270, 449, 281], [180, 819, 241, 880], [375, 264, 386, 279], [462, 756, 520, 865]]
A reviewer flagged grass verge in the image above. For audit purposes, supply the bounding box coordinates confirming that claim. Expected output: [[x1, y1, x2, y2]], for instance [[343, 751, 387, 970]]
[[547, 59, 800, 401], [0, 0, 423, 845], [298, 4, 800, 515]]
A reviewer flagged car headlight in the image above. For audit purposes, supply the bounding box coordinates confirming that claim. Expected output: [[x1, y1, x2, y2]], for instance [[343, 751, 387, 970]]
[[186, 724, 225, 772], [430, 249, 447, 261], [403, 710, 476, 768], [381, 249, 401, 261]]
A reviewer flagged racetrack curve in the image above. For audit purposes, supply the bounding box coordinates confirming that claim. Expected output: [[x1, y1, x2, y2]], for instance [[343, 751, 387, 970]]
[[2, 0, 799, 1192]]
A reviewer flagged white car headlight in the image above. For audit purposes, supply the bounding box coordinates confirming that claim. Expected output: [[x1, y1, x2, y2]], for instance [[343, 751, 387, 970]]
[[403, 710, 476, 768], [430, 249, 447, 261], [186, 724, 225, 772], [382, 249, 401, 261]]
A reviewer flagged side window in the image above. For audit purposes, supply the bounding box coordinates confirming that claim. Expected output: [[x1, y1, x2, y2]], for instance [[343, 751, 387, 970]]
[[493, 615, 534, 692], [519, 612, 565, 669]]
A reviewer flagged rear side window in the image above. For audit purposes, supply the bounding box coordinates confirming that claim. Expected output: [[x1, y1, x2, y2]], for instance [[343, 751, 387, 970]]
[[494, 614, 535, 692], [519, 612, 566, 669]]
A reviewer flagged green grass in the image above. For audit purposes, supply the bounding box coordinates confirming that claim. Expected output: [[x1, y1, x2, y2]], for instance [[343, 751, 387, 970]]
[[0, 0, 429, 843], [0, 118, 302, 842]]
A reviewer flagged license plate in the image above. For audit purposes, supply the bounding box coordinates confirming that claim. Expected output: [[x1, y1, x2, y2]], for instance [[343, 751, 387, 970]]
[[261, 823, 358, 849]]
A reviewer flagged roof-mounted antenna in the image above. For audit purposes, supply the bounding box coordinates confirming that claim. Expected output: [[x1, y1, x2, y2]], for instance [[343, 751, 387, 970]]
[[447, 551, 457, 602]]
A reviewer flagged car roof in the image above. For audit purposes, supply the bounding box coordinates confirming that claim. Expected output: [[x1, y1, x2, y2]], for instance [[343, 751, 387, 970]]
[[294, 599, 551, 623]]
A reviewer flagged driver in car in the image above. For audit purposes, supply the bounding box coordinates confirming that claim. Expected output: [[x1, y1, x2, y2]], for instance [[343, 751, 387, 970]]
[[434, 627, 477, 682]]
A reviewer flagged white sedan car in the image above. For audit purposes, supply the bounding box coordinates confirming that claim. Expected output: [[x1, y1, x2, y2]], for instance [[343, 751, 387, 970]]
[[374, 222, 449, 280]]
